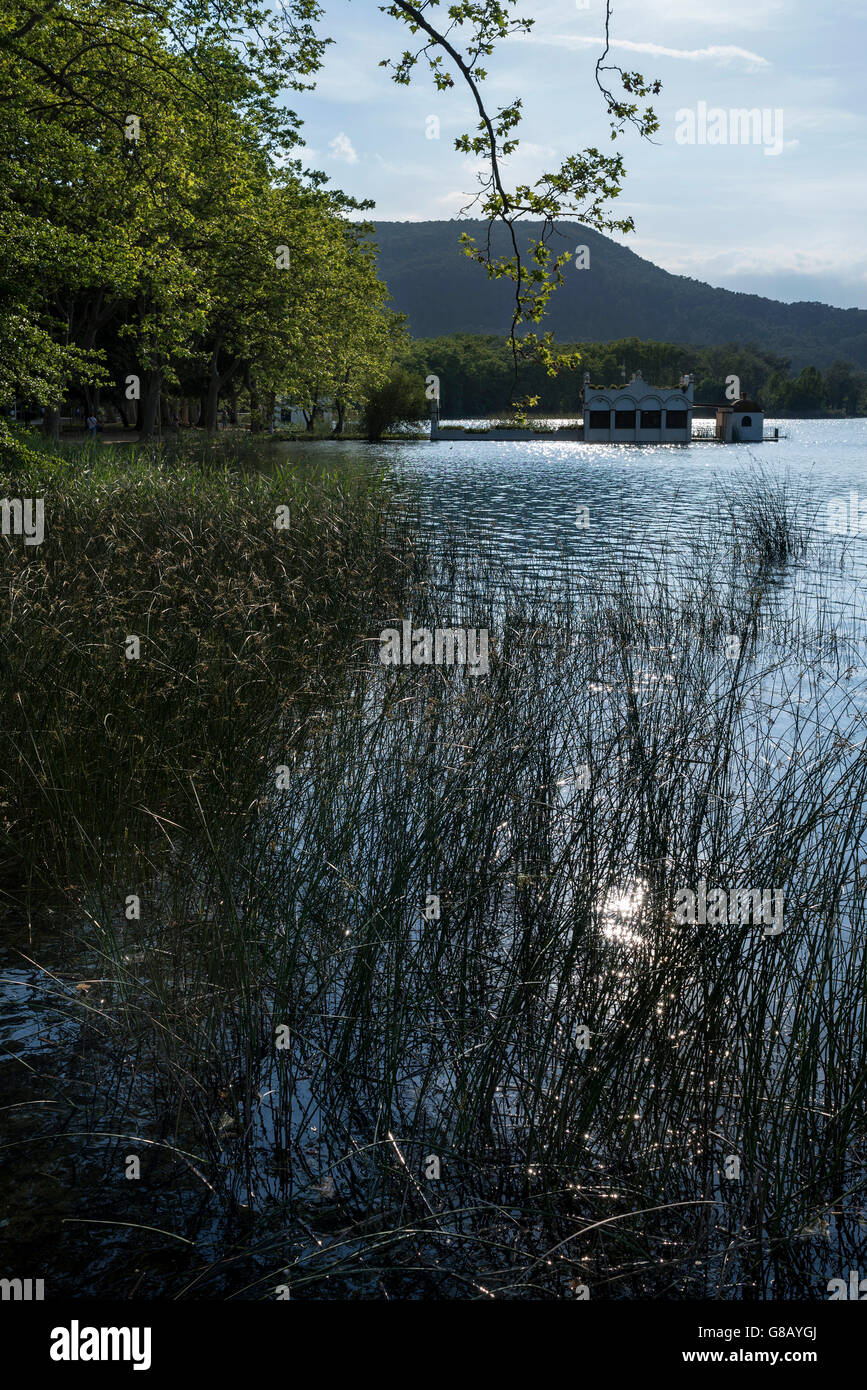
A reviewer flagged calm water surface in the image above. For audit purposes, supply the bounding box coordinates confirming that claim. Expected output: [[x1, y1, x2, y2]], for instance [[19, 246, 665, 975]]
[[286, 417, 867, 576]]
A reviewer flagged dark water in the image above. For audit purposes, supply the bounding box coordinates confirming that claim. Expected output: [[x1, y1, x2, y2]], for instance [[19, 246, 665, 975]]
[[3, 419, 867, 1298]]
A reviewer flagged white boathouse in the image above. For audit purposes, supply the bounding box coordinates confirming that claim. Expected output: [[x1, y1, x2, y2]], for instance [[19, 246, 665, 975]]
[[582, 371, 695, 443]]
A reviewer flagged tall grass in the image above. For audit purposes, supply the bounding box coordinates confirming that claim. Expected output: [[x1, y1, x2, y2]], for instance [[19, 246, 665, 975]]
[[720, 464, 817, 568], [1, 445, 866, 1299], [0, 429, 419, 892]]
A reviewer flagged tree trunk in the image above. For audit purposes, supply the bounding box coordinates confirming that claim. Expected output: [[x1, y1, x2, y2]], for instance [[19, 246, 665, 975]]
[[201, 339, 226, 432], [249, 381, 263, 433], [138, 369, 163, 441], [42, 405, 62, 439], [335, 399, 346, 434], [202, 376, 221, 432], [115, 377, 132, 429]]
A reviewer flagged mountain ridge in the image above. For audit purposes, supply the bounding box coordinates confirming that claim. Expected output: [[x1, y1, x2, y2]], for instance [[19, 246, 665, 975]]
[[367, 221, 867, 371]]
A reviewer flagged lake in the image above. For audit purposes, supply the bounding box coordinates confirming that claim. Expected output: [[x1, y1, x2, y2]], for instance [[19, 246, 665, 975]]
[[4, 418, 867, 1301], [285, 416, 867, 571]]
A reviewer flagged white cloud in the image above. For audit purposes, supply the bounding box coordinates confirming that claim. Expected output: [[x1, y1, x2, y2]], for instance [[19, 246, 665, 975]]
[[329, 131, 359, 164], [288, 145, 319, 163], [510, 141, 558, 161], [627, 239, 867, 286], [514, 33, 770, 73]]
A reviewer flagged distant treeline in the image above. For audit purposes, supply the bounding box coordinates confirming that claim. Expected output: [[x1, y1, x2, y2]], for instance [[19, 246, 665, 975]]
[[397, 335, 867, 417]]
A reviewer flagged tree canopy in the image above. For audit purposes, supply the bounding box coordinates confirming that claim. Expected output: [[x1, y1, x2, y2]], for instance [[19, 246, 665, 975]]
[[0, 0, 658, 431], [0, 0, 394, 433], [396, 334, 867, 417]]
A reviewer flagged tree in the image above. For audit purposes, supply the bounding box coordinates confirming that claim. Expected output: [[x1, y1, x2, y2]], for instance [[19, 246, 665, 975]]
[[0, 0, 395, 435], [380, 0, 659, 392], [823, 361, 861, 416], [363, 368, 428, 440], [786, 365, 825, 414], [269, 205, 393, 433], [0, 0, 662, 428]]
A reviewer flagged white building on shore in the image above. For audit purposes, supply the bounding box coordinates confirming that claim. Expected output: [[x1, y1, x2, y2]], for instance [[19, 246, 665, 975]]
[[582, 372, 694, 443]]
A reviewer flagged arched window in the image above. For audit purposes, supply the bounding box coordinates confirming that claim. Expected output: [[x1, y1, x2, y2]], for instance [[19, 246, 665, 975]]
[[741, 416, 752, 427]]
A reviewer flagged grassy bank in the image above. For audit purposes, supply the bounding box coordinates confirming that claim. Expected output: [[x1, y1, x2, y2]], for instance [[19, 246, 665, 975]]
[[0, 428, 419, 892]]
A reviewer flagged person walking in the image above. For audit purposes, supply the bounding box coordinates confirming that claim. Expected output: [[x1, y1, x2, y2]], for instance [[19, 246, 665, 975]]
[[86, 412, 98, 438]]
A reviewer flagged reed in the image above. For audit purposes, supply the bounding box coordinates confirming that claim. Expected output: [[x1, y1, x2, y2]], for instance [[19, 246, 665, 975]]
[[1, 443, 865, 1300], [0, 429, 419, 892], [719, 464, 816, 568]]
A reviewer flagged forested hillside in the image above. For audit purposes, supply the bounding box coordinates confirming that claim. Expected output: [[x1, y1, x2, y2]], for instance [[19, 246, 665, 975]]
[[397, 334, 866, 417], [371, 222, 867, 372]]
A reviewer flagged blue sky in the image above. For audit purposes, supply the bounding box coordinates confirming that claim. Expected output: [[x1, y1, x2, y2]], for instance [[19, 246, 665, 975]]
[[288, 0, 867, 310]]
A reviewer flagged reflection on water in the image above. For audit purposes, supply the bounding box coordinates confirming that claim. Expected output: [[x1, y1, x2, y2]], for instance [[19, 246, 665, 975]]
[[285, 417, 867, 584], [599, 881, 647, 947]]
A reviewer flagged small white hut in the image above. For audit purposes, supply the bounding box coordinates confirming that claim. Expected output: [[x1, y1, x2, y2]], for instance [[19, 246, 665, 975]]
[[582, 372, 694, 443], [714, 398, 764, 442]]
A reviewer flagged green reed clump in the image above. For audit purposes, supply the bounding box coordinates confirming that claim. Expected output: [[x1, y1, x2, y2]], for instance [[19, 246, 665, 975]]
[[720, 466, 816, 569], [0, 429, 419, 893]]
